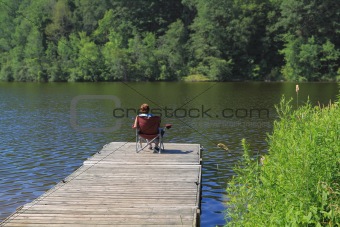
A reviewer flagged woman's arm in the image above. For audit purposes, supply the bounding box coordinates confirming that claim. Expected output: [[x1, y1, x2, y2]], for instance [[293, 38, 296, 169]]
[[132, 116, 138, 128]]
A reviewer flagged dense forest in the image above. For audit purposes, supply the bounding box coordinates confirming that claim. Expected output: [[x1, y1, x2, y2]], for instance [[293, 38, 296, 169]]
[[0, 0, 339, 82]]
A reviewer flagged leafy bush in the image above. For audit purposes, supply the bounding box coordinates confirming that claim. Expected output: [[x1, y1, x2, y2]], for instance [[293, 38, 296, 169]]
[[226, 96, 340, 226], [182, 74, 210, 82]]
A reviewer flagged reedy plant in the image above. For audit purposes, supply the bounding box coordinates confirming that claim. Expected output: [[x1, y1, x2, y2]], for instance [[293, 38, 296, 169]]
[[226, 96, 340, 226]]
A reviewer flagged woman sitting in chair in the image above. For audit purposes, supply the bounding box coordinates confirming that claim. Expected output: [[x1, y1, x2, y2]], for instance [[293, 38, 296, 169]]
[[133, 103, 160, 151]]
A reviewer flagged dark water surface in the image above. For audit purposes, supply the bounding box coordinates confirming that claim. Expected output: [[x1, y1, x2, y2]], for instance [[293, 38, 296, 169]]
[[0, 82, 338, 226]]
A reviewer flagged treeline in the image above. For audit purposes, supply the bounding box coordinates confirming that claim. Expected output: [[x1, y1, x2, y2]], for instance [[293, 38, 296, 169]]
[[0, 0, 339, 82]]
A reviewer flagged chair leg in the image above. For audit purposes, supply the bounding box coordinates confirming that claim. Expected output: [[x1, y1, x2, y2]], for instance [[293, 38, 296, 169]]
[[136, 134, 146, 153], [136, 138, 142, 153], [137, 138, 153, 153], [136, 130, 140, 152], [158, 136, 163, 154], [137, 136, 162, 153], [159, 142, 164, 153]]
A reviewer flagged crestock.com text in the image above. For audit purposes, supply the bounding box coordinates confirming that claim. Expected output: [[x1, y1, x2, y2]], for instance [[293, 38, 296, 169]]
[[112, 105, 270, 119]]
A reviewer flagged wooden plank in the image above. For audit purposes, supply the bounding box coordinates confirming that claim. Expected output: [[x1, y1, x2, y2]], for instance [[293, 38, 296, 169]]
[[1, 142, 201, 227]]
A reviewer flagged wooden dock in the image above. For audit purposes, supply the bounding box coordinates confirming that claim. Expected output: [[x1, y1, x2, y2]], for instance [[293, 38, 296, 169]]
[[1, 142, 202, 227]]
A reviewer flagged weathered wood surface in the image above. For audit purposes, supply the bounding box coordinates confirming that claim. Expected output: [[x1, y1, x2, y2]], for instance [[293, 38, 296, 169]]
[[1, 142, 202, 227]]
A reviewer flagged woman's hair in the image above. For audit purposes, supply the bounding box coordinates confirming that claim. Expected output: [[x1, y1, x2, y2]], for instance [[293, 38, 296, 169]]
[[139, 103, 150, 113]]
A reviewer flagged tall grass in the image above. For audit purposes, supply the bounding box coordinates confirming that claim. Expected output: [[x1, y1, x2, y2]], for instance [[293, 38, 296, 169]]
[[226, 96, 340, 226]]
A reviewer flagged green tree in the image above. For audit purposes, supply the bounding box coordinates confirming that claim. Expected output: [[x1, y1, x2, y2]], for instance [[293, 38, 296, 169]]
[[9, 18, 32, 81], [73, 0, 108, 34], [320, 40, 340, 81], [102, 29, 130, 81], [188, 0, 276, 80], [23, 26, 45, 81], [127, 32, 159, 81], [74, 32, 101, 81], [0, 0, 21, 81], [187, 0, 232, 80], [45, 41, 63, 81], [92, 9, 135, 46], [277, 0, 340, 81], [57, 34, 79, 81], [45, 0, 73, 41], [157, 20, 188, 80], [109, 0, 185, 35], [92, 9, 115, 44]]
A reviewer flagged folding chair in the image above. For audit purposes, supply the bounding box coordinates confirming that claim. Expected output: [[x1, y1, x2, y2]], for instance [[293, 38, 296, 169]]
[[134, 116, 171, 153]]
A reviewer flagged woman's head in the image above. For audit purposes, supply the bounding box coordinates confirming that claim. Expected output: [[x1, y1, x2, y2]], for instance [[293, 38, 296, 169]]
[[139, 103, 150, 113]]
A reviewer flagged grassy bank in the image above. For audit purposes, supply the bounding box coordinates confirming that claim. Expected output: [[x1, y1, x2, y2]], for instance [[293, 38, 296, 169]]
[[226, 96, 340, 226], [182, 74, 211, 82]]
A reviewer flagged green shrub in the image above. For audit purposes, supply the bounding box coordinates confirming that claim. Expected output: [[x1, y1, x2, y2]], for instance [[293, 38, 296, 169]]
[[226, 96, 340, 226], [182, 74, 210, 82]]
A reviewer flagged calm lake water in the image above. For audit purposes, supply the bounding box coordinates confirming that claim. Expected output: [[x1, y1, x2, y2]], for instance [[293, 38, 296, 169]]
[[0, 82, 338, 226]]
